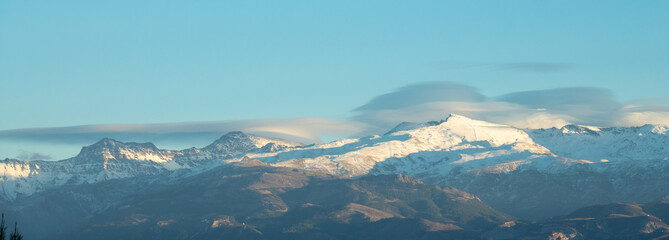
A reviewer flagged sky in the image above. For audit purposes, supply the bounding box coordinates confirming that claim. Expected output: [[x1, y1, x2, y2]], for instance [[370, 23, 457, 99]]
[[1, 1, 669, 160]]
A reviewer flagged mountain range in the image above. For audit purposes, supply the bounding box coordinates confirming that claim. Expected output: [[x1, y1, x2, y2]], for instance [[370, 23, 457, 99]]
[[2, 114, 669, 239]]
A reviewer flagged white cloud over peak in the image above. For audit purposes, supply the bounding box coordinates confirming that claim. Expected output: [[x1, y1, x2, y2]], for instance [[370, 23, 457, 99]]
[[352, 82, 669, 131]]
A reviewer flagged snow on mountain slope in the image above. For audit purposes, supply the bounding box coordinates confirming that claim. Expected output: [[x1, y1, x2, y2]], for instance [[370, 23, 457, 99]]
[[247, 114, 562, 177], [528, 124, 669, 163], [172, 131, 304, 168], [0, 132, 303, 200], [4, 115, 669, 219], [240, 115, 668, 180], [232, 115, 669, 219], [0, 139, 176, 200], [202, 131, 303, 156]]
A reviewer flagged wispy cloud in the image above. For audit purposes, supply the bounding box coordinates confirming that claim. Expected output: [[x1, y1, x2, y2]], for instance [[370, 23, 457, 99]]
[[625, 98, 669, 107], [354, 82, 486, 111], [0, 118, 364, 160], [498, 62, 573, 73], [0, 117, 361, 144], [438, 61, 574, 73], [496, 87, 623, 126], [353, 82, 669, 131], [614, 105, 669, 126]]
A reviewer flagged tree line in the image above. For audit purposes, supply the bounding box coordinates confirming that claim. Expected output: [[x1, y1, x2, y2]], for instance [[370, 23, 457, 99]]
[[0, 213, 22, 240]]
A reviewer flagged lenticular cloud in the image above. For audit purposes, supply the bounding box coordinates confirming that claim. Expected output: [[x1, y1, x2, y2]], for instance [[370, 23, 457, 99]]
[[353, 81, 669, 131]]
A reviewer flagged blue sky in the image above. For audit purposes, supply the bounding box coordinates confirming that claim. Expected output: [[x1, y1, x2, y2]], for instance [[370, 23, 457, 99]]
[[1, 1, 669, 160]]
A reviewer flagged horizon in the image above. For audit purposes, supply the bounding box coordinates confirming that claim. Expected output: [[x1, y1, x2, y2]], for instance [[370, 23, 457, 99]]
[[2, 112, 667, 162]]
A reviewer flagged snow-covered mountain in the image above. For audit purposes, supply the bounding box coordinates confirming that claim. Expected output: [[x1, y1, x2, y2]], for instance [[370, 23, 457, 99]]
[[0, 132, 303, 200], [2, 114, 669, 219], [251, 114, 560, 177], [527, 124, 669, 163], [242, 114, 669, 218]]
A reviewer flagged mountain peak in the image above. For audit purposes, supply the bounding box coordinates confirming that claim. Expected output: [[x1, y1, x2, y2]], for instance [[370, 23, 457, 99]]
[[560, 124, 601, 135], [74, 138, 168, 163], [205, 131, 256, 151], [389, 114, 539, 148], [385, 114, 534, 146], [87, 138, 124, 150], [202, 131, 304, 155], [445, 113, 469, 120], [384, 113, 473, 134], [88, 138, 158, 151], [95, 137, 122, 145], [440, 113, 480, 125], [222, 131, 248, 137]]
